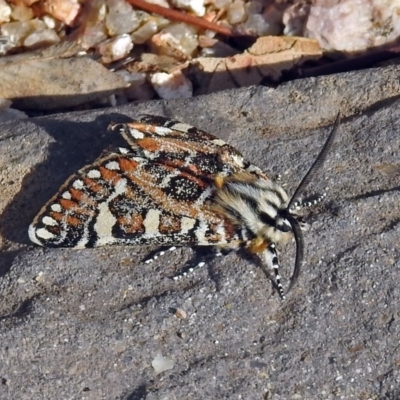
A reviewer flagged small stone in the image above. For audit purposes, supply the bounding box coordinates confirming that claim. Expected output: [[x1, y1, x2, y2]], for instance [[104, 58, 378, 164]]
[[97, 33, 133, 63], [34, 271, 44, 282], [227, 0, 246, 25], [1, 19, 46, 46], [0, 36, 15, 55], [115, 70, 147, 86], [42, 15, 57, 29], [213, 0, 232, 10], [42, 0, 80, 26], [152, 354, 175, 374], [77, 2, 108, 48], [150, 69, 193, 99], [23, 29, 60, 48], [305, 0, 400, 51], [241, 12, 280, 36], [151, 23, 198, 59], [245, 0, 263, 14], [0, 0, 11, 23], [174, 308, 187, 319], [131, 19, 158, 44], [283, 3, 310, 36], [106, 0, 140, 36], [170, 0, 205, 17], [10, 5, 34, 21]]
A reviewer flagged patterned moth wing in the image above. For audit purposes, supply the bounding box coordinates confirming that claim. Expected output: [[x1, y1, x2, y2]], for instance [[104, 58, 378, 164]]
[[29, 115, 287, 253], [112, 115, 269, 181], [29, 153, 230, 248]]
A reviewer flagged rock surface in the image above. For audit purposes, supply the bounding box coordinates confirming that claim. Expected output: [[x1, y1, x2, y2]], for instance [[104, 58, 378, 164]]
[[0, 65, 400, 399]]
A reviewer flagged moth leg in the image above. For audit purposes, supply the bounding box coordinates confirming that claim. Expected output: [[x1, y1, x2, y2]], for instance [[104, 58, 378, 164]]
[[262, 243, 285, 300], [289, 193, 326, 212], [172, 247, 230, 281], [143, 246, 178, 264]]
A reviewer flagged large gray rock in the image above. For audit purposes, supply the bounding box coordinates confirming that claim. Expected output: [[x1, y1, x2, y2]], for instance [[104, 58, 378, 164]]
[[0, 65, 399, 399]]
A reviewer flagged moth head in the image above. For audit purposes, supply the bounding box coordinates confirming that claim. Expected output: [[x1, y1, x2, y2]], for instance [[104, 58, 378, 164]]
[[260, 206, 293, 246]]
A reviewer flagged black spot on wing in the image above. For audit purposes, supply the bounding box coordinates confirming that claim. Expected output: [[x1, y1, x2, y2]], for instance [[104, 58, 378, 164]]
[[163, 176, 205, 202]]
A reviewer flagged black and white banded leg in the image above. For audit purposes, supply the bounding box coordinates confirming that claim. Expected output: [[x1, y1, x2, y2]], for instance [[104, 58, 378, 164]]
[[143, 246, 228, 281], [172, 247, 227, 281], [262, 243, 285, 299], [143, 246, 178, 264], [289, 193, 326, 212]]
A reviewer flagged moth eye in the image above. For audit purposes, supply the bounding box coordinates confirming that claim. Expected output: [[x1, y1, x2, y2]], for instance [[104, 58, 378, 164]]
[[278, 224, 291, 233], [276, 218, 291, 233]]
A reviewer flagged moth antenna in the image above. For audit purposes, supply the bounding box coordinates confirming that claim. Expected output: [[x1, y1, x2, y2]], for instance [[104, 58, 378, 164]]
[[285, 113, 340, 294], [286, 214, 305, 293], [287, 113, 340, 211]]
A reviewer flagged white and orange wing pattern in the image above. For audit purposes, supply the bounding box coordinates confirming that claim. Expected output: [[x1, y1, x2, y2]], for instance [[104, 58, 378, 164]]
[[28, 115, 269, 250], [29, 114, 339, 298]]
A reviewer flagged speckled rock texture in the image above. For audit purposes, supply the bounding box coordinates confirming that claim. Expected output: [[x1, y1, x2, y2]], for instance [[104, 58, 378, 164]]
[[1, 65, 400, 400]]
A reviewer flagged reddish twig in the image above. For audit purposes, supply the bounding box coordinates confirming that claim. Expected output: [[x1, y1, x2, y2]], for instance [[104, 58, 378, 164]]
[[126, 0, 235, 37]]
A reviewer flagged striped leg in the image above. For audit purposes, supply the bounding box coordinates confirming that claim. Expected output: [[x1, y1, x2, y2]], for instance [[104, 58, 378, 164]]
[[144, 246, 228, 280], [262, 243, 285, 299], [172, 247, 228, 281], [143, 246, 178, 264], [289, 193, 326, 212]]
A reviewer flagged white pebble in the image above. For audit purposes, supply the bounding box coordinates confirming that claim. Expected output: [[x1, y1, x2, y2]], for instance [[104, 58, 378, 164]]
[[0, 0, 11, 23], [98, 34, 133, 63], [24, 29, 60, 49], [150, 70, 193, 99], [131, 20, 158, 44], [106, 0, 140, 35], [170, 0, 205, 17], [227, 0, 246, 25], [1, 19, 46, 46], [152, 354, 175, 374], [152, 23, 198, 59]]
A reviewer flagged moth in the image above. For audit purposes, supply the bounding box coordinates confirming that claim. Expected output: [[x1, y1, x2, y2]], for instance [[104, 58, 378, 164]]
[[29, 114, 339, 298]]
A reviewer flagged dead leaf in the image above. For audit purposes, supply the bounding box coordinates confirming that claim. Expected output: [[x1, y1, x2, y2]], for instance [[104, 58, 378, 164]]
[[0, 42, 128, 110]]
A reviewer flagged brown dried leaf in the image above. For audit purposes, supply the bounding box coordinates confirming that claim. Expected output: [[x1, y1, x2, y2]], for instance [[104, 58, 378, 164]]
[[0, 42, 128, 110], [185, 36, 322, 95]]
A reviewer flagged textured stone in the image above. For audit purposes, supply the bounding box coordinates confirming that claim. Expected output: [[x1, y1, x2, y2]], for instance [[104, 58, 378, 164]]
[[0, 65, 400, 399]]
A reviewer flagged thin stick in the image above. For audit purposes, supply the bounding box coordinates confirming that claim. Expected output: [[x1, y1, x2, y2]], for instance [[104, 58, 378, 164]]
[[126, 0, 235, 37]]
